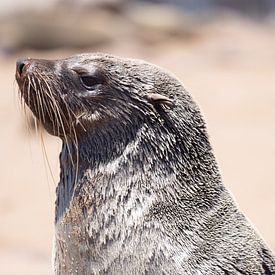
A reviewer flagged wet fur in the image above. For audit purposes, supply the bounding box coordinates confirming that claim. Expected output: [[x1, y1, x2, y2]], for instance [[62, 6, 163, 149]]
[[16, 53, 275, 274]]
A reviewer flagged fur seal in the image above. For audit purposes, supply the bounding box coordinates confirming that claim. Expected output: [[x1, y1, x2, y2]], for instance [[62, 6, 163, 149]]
[[16, 53, 275, 274]]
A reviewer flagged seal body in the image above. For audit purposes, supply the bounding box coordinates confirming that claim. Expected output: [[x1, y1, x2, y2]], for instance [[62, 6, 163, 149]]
[[16, 53, 275, 274]]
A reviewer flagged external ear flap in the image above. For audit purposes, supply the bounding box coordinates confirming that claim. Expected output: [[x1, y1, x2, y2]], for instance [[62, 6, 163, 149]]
[[145, 93, 175, 108]]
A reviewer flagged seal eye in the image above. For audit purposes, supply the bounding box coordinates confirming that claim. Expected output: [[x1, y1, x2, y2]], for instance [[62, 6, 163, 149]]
[[80, 75, 100, 90]]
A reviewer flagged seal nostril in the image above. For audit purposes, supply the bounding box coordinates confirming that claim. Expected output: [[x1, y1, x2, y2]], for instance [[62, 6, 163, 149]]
[[16, 59, 27, 76], [19, 63, 25, 75]]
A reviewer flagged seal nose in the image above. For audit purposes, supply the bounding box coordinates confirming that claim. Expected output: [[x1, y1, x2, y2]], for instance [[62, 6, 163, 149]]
[[16, 58, 28, 76]]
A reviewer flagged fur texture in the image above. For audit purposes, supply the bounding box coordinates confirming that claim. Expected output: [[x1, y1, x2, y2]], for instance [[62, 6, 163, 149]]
[[16, 53, 275, 275]]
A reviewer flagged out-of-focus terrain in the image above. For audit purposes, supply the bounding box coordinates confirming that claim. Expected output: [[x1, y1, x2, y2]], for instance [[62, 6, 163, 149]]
[[0, 1, 274, 274]]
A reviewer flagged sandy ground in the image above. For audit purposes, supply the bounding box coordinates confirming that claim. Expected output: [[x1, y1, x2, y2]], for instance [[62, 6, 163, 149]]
[[0, 18, 274, 274]]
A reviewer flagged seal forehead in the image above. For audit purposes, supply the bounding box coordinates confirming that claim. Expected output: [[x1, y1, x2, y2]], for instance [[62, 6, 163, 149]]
[[62, 53, 114, 73], [65, 53, 147, 69], [66, 53, 115, 64]]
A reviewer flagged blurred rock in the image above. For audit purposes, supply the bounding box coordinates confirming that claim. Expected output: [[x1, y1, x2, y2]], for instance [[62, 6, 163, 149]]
[[59, 0, 127, 11], [126, 3, 197, 44], [135, 0, 275, 15], [0, 3, 200, 54], [0, 7, 132, 53]]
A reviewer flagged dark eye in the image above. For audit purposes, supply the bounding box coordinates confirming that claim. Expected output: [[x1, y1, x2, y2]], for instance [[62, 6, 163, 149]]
[[80, 75, 101, 90]]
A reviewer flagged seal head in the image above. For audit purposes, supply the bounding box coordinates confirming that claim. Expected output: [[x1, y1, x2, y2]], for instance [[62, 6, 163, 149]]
[[16, 54, 175, 140]]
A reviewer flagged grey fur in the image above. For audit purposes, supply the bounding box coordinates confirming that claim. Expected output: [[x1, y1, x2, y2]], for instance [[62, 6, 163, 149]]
[[16, 53, 275, 275]]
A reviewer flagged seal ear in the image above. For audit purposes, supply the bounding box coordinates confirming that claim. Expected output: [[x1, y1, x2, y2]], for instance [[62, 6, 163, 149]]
[[145, 93, 175, 108]]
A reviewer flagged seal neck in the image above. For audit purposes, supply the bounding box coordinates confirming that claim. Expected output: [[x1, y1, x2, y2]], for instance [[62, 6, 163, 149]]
[[56, 109, 223, 223]]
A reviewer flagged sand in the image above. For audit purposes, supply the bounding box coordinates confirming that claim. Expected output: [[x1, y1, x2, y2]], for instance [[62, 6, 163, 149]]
[[0, 17, 274, 274]]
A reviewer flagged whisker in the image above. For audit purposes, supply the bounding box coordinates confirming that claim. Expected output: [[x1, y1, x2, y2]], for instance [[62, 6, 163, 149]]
[[36, 77, 57, 131], [38, 74, 75, 167], [40, 130, 55, 197], [30, 76, 46, 124], [17, 79, 31, 136], [37, 72, 61, 136]]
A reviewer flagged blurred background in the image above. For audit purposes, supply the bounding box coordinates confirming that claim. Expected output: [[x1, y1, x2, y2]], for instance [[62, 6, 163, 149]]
[[0, 0, 275, 274]]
